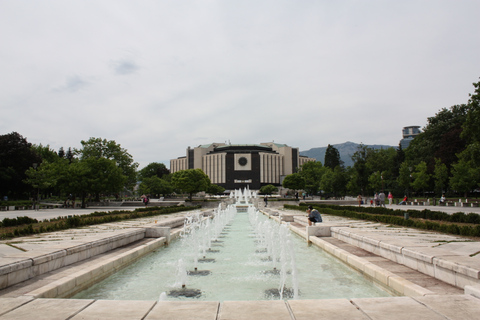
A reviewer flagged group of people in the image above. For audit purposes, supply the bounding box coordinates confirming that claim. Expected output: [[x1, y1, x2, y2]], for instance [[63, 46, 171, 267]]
[[357, 191, 395, 207]]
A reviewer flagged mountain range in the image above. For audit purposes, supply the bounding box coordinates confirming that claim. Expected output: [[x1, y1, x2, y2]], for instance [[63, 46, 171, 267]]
[[300, 141, 395, 168]]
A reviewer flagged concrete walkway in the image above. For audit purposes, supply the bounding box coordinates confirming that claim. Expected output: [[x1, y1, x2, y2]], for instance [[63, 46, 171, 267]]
[[0, 205, 479, 319]]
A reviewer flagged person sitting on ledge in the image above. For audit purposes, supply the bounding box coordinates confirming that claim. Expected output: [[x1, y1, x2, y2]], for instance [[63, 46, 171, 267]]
[[306, 205, 322, 226], [440, 194, 446, 204], [398, 195, 408, 205]]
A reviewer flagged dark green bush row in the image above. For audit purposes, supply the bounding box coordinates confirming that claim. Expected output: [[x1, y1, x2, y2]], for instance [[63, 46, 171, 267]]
[[301, 203, 480, 225], [285, 204, 480, 237], [0, 201, 33, 207], [1, 216, 39, 227], [0, 205, 200, 239]]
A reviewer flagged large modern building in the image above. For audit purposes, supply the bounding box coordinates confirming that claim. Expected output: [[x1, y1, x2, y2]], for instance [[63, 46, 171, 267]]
[[400, 126, 422, 149], [170, 142, 316, 190]]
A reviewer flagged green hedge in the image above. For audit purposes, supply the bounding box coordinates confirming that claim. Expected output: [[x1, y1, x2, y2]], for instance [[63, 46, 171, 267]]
[[0, 205, 200, 240], [298, 203, 480, 224], [285, 204, 480, 237], [0, 201, 33, 207]]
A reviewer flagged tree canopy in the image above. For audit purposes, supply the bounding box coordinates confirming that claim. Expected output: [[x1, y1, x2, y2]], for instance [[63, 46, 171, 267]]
[[138, 162, 170, 181], [324, 144, 343, 169], [77, 138, 138, 190], [0, 132, 41, 199], [171, 169, 211, 200], [282, 173, 305, 191]]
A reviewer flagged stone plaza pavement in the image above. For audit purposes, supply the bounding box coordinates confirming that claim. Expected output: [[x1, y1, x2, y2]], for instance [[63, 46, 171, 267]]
[[0, 204, 479, 319]]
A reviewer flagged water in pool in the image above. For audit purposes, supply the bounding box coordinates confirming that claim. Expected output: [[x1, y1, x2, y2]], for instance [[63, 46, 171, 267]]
[[73, 205, 392, 301]]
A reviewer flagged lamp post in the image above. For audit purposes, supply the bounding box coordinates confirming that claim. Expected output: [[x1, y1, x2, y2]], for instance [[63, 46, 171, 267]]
[[32, 163, 39, 211], [408, 166, 413, 197]]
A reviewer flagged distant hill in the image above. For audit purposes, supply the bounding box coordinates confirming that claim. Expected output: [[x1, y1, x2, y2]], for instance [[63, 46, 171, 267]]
[[300, 141, 395, 168]]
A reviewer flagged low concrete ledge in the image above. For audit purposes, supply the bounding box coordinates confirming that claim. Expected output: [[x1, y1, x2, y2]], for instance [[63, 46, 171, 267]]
[[145, 227, 171, 243], [330, 227, 480, 289], [0, 229, 147, 290], [307, 236, 434, 297], [26, 237, 167, 299], [465, 285, 480, 298], [306, 224, 345, 239], [280, 214, 295, 222]]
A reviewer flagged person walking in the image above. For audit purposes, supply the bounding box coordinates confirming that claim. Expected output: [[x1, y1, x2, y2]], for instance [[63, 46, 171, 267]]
[[379, 192, 386, 207], [388, 192, 393, 206], [357, 194, 362, 207]]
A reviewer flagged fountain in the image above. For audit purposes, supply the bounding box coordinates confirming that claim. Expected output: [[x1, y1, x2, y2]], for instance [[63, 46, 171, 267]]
[[72, 190, 391, 301]]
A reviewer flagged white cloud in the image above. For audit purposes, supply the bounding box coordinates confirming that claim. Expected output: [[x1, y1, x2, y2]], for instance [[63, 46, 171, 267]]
[[1, 0, 479, 169]]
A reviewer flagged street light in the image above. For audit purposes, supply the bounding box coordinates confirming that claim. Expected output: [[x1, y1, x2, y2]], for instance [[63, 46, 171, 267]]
[[33, 163, 39, 211]]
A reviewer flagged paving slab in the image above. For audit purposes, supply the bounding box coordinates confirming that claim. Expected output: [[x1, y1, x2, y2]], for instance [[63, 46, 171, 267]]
[[0, 298, 94, 320], [72, 300, 155, 320], [413, 294, 480, 320], [219, 300, 291, 320], [145, 301, 219, 320], [288, 298, 369, 320], [351, 296, 448, 320], [0, 296, 33, 316], [0, 245, 24, 257]]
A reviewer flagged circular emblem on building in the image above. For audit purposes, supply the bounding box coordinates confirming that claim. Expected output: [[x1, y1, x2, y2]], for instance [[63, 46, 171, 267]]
[[238, 157, 248, 166]]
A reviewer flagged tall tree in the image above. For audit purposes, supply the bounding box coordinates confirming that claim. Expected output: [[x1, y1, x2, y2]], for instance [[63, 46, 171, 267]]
[[411, 161, 431, 197], [397, 162, 412, 196], [461, 78, 480, 144], [350, 144, 371, 195], [324, 144, 342, 169], [433, 158, 449, 196], [0, 132, 41, 199], [76, 138, 138, 190], [449, 159, 477, 198], [406, 104, 470, 170], [298, 161, 325, 195]]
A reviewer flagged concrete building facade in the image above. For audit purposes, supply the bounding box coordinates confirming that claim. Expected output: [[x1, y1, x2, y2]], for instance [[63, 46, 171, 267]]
[[170, 142, 315, 190]]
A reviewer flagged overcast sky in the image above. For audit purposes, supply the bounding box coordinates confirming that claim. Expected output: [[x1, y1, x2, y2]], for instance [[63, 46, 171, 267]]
[[1, 1, 480, 169]]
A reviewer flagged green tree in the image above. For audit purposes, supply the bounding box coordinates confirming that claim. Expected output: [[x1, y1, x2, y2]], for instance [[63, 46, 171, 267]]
[[61, 160, 91, 207], [368, 171, 383, 193], [461, 78, 480, 143], [138, 162, 170, 181], [24, 161, 58, 204], [32, 144, 60, 163], [83, 157, 126, 201], [324, 144, 342, 169], [259, 184, 278, 195], [397, 162, 412, 196], [0, 132, 41, 199], [449, 159, 478, 198], [350, 144, 371, 195], [139, 176, 174, 197], [321, 166, 347, 198], [298, 161, 326, 195], [433, 158, 449, 196], [406, 104, 469, 170], [207, 184, 225, 195], [76, 138, 138, 190], [282, 173, 305, 193], [411, 161, 431, 197], [171, 169, 211, 200], [331, 166, 347, 197]]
